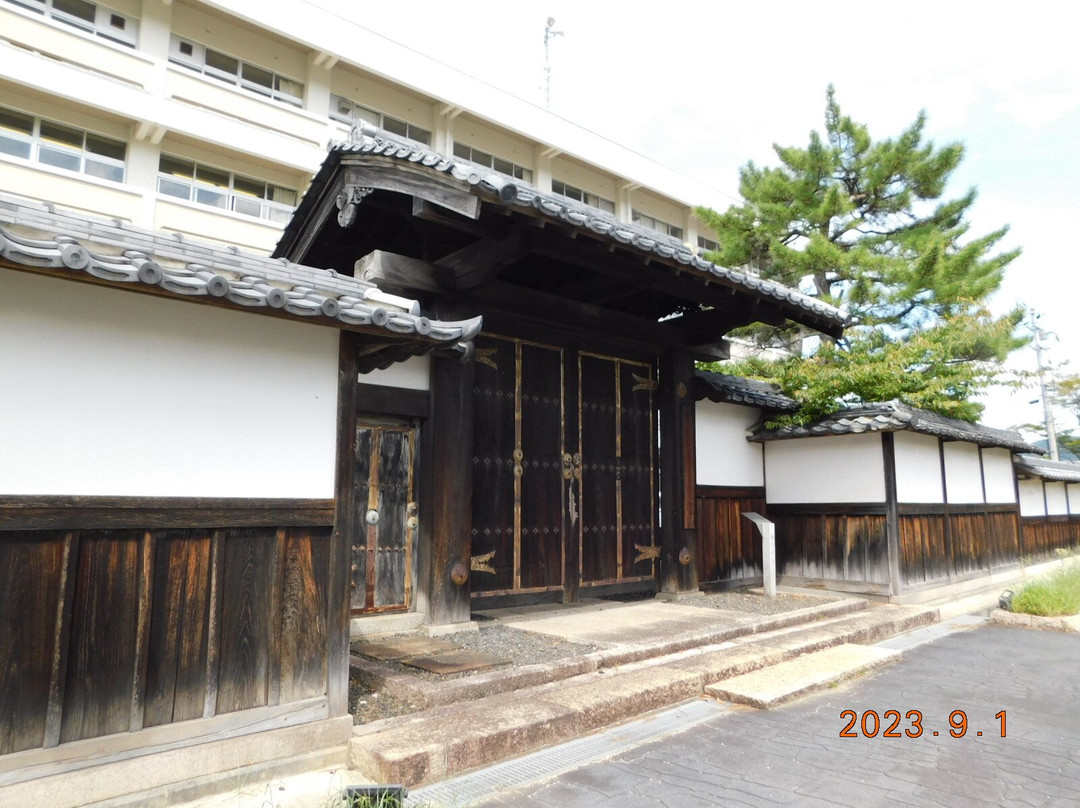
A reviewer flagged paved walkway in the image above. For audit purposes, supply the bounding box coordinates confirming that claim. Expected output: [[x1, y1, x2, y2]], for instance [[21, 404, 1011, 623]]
[[465, 625, 1080, 807]]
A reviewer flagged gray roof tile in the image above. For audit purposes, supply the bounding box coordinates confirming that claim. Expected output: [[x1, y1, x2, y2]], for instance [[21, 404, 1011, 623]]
[[278, 125, 853, 335], [0, 194, 481, 369], [1014, 455, 1080, 483], [749, 400, 1038, 453], [694, 370, 799, 412]]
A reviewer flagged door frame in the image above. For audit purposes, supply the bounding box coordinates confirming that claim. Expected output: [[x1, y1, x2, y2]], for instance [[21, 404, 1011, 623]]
[[350, 418, 419, 614], [348, 382, 429, 617]]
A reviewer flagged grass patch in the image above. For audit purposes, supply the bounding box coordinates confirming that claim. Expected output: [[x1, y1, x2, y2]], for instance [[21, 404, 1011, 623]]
[[1011, 565, 1080, 617]]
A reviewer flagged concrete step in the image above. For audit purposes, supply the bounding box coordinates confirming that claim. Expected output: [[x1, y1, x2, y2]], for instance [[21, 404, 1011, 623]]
[[347, 603, 938, 786], [350, 596, 871, 712], [704, 643, 900, 709]]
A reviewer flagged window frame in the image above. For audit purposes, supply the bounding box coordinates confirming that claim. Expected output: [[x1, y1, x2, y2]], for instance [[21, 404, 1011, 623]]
[[632, 209, 684, 240], [329, 94, 431, 146], [453, 141, 533, 183], [169, 35, 305, 107], [156, 153, 298, 224], [0, 105, 126, 182], [551, 179, 615, 214], [6, 0, 138, 47]]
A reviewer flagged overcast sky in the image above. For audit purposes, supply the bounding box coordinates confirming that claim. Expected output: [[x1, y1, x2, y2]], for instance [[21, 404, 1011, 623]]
[[313, 0, 1078, 434]]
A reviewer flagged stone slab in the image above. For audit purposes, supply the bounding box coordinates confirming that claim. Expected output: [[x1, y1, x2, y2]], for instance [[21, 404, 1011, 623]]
[[353, 635, 458, 660], [402, 649, 510, 674], [705, 643, 900, 709]]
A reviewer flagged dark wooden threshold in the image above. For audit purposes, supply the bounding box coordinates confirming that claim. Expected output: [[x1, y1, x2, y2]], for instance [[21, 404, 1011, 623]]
[[0, 496, 335, 530], [695, 485, 766, 499], [767, 503, 889, 516], [699, 576, 764, 593]]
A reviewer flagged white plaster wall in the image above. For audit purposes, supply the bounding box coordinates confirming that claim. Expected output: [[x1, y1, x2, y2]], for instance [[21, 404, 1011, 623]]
[[0, 270, 339, 497], [893, 432, 944, 504], [1018, 480, 1046, 517], [1069, 484, 1080, 515], [764, 433, 885, 504], [981, 448, 1017, 503], [1045, 482, 1069, 515], [359, 356, 431, 392], [694, 401, 763, 487], [943, 441, 985, 504]]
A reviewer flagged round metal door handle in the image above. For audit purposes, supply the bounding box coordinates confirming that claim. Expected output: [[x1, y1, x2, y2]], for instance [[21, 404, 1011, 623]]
[[407, 516, 418, 530], [512, 449, 524, 462], [365, 509, 380, 526]]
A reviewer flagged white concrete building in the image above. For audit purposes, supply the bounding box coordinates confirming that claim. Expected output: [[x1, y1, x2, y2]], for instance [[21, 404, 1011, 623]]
[[0, 0, 724, 255]]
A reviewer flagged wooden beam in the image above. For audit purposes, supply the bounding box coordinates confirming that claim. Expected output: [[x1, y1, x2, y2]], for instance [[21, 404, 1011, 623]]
[[422, 354, 476, 625], [881, 432, 902, 598], [435, 226, 530, 290], [658, 349, 698, 593], [0, 497, 334, 531], [355, 250, 452, 295], [328, 332, 361, 717], [464, 281, 689, 349], [342, 163, 480, 220]]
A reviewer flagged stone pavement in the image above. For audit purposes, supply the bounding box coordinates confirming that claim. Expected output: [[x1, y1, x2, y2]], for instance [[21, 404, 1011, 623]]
[[466, 625, 1080, 808]]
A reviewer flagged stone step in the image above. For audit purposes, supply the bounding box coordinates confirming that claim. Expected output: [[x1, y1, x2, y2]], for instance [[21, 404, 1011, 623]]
[[348, 603, 937, 786], [704, 643, 900, 709], [350, 596, 871, 712]]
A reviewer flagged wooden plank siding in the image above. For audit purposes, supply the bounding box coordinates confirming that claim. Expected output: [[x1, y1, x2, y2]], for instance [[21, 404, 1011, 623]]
[[766, 506, 891, 588], [694, 487, 767, 588], [0, 500, 333, 757], [1021, 516, 1080, 559]]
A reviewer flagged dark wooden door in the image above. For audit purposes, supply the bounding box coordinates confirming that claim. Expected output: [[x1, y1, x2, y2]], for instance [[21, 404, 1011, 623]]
[[351, 423, 416, 613], [471, 336, 565, 596], [470, 336, 657, 599], [578, 352, 657, 587]]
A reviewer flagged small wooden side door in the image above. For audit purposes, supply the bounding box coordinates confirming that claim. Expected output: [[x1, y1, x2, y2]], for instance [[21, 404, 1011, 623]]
[[351, 423, 417, 613]]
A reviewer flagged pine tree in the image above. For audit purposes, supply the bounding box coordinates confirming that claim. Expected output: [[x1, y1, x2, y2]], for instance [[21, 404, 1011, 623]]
[[696, 86, 1024, 423]]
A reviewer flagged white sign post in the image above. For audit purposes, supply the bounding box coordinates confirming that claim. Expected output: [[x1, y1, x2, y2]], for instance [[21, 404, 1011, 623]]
[[742, 512, 776, 597]]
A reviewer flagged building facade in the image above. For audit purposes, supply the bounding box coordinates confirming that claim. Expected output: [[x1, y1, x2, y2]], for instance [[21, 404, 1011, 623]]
[[1, 0, 725, 257]]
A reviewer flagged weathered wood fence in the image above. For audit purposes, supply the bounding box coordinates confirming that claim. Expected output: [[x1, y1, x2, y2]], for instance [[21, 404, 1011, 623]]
[[0, 498, 334, 772]]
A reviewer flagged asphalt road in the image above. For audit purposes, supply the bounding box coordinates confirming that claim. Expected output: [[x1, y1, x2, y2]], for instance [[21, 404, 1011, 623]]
[[472, 625, 1080, 807]]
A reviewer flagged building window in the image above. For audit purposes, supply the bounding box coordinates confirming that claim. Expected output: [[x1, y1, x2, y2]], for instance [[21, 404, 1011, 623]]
[[551, 180, 615, 214], [0, 105, 126, 182], [169, 36, 304, 107], [329, 95, 431, 146], [7, 0, 138, 46], [453, 142, 533, 183], [697, 236, 719, 252], [157, 155, 298, 223], [632, 210, 684, 240]]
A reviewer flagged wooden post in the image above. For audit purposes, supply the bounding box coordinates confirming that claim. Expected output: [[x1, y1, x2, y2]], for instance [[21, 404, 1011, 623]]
[[419, 352, 476, 626], [882, 432, 902, 598], [328, 332, 360, 717], [658, 349, 698, 593], [937, 439, 955, 582]]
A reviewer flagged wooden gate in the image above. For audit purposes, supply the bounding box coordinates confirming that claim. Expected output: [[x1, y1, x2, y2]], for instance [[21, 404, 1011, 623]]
[[351, 423, 416, 613], [578, 352, 657, 589], [470, 335, 656, 600]]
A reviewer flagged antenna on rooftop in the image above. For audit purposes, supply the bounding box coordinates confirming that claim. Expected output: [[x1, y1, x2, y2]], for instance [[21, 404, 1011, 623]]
[[544, 17, 564, 109]]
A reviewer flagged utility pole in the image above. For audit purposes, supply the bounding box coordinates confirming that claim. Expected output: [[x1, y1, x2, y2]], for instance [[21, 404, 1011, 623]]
[[1031, 310, 1059, 461], [543, 17, 563, 109]]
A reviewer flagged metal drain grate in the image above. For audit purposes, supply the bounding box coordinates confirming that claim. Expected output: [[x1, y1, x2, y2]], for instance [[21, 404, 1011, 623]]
[[407, 699, 731, 807]]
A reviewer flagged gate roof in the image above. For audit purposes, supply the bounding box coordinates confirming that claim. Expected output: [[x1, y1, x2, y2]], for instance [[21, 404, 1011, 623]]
[[275, 126, 852, 355]]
